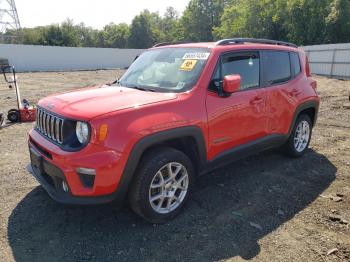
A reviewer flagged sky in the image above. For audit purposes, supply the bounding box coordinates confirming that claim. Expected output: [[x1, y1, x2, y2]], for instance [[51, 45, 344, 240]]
[[15, 0, 190, 29]]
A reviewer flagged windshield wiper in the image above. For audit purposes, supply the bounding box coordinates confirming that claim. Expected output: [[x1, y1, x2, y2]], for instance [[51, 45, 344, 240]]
[[129, 86, 156, 92], [112, 81, 156, 92]]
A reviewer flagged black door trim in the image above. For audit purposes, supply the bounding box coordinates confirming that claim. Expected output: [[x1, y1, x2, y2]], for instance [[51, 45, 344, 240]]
[[200, 134, 288, 175]]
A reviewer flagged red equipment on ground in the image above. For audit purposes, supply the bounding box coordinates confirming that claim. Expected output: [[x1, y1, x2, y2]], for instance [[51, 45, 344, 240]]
[[0, 58, 36, 124]]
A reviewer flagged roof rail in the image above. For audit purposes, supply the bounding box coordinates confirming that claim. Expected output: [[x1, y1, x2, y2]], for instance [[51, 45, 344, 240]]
[[216, 38, 297, 48], [153, 41, 192, 48]]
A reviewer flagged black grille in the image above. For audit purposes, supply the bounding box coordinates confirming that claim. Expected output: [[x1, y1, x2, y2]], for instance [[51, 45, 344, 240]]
[[36, 107, 64, 144]]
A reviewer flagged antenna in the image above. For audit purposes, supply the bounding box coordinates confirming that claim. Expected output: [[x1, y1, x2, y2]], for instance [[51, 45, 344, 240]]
[[0, 0, 22, 42]]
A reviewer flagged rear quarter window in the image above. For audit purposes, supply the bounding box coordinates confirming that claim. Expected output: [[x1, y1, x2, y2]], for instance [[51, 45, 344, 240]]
[[263, 51, 291, 85]]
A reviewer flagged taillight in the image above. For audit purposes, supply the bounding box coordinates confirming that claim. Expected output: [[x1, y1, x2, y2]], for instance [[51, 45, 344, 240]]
[[305, 56, 311, 77]]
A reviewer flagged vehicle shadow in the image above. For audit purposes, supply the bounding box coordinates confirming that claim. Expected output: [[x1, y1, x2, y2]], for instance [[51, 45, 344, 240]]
[[8, 149, 336, 262]]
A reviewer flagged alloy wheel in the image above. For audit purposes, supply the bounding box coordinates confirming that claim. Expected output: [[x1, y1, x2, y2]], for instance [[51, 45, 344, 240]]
[[294, 120, 310, 152], [148, 162, 189, 214]]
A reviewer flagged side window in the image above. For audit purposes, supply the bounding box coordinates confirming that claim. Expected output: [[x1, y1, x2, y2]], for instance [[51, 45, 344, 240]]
[[263, 51, 291, 85], [222, 52, 260, 90], [290, 52, 301, 76], [209, 52, 260, 92]]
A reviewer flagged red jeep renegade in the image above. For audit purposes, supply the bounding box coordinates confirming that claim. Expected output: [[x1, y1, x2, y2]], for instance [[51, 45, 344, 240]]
[[28, 38, 319, 223]]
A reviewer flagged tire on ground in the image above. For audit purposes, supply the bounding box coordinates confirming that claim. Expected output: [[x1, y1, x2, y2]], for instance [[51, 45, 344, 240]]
[[128, 147, 195, 224], [283, 114, 312, 158]]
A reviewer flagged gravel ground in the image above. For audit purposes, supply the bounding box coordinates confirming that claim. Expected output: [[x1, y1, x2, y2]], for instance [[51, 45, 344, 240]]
[[0, 71, 349, 262]]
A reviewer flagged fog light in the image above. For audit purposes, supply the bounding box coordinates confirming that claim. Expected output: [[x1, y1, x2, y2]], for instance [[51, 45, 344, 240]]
[[62, 181, 69, 192], [76, 167, 96, 176]]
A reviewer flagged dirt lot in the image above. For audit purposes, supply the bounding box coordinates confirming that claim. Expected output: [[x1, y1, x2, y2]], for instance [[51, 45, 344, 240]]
[[0, 71, 349, 262]]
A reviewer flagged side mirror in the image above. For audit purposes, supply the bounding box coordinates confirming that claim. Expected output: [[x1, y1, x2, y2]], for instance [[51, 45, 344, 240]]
[[223, 74, 241, 94]]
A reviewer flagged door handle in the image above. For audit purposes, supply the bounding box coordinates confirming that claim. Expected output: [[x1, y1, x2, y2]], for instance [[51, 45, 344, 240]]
[[288, 89, 301, 97], [250, 96, 263, 105]]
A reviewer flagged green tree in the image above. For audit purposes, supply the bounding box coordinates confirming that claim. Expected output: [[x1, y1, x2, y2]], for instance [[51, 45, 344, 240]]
[[102, 23, 130, 48], [61, 19, 80, 46], [325, 0, 350, 43], [43, 24, 63, 46], [160, 7, 179, 42], [3, 1, 350, 48], [76, 23, 101, 47], [214, 0, 336, 45], [128, 10, 163, 48], [283, 0, 330, 45], [213, 0, 287, 41], [179, 0, 228, 41], [22, 27, 46, 45]]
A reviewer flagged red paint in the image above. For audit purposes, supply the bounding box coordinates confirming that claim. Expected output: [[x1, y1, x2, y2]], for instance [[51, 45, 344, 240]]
[[28, 42, 319, 197], [223, 75, 241, 93]]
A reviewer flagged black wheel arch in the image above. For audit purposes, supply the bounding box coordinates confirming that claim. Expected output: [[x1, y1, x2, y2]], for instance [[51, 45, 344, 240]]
[[115, 126, 207, 201], [288, 100, 319, 137]]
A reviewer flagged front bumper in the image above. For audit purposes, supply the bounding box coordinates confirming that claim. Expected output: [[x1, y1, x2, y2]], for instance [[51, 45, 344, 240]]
[[27, 162, 116, 205], [27, 129, 127, 205]]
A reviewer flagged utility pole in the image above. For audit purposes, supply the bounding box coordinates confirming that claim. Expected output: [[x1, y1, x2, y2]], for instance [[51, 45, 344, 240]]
[[0, 0, 22, 42]]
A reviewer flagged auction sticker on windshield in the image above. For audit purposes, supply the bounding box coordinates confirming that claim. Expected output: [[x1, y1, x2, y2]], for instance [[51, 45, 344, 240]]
[[180, 60, 198, 71], [183, 52, 210, 60]]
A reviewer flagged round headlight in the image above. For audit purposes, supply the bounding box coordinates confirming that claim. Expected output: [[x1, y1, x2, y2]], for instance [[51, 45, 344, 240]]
[[76, 121, 89, 144]]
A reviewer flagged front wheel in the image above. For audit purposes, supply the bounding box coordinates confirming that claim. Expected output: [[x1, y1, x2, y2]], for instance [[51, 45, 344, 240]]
[[283, 114, 312, 157], [128, 147, 195, 224]]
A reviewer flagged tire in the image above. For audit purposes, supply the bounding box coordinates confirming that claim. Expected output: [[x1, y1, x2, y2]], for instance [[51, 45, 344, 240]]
[[283, 114, 312, 158], [7, 109, 20, 123], [128, 147, 195, 224]]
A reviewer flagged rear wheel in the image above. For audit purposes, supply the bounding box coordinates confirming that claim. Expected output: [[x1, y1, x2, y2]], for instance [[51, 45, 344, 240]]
[[128, 147, 194, 224], [283, 114, 312, 157]]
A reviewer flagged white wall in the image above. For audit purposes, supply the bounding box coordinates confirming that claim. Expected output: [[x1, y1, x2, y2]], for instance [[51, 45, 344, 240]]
[[303, 43, 350, 78], [2, 43, 350, 78], [0, 44, 144, 72]]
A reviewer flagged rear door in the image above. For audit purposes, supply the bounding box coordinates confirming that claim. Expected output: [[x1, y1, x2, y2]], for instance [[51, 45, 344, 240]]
[[262, 51, 299, 135], [206, 51, 268, 159]]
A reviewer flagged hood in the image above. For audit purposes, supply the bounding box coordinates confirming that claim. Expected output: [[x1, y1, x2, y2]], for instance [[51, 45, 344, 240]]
[[38, 85, 178, 120]]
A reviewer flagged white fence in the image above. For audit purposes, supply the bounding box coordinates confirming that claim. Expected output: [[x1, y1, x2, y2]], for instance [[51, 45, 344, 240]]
[[0, 44, 143, 72], [303, 43, 350, 79], [1, 43, 350, 78]]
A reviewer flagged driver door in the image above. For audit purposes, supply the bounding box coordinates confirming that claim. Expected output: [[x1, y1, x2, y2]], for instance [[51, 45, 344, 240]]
[[206, 51, 267, 160]]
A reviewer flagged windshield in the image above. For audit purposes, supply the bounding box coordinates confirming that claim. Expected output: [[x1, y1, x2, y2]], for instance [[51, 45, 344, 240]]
[[117, 47, 211, 92]]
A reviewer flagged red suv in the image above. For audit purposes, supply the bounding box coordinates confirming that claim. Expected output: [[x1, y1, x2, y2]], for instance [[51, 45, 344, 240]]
[[27, 38, 319, 223]]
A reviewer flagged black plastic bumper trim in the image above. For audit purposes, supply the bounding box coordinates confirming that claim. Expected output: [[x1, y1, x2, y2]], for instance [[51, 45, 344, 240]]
[[27, 142, 121, 205], [27, 164, 118, 205]]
